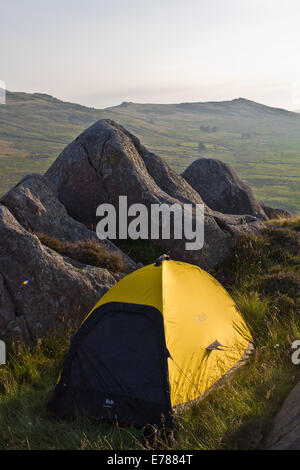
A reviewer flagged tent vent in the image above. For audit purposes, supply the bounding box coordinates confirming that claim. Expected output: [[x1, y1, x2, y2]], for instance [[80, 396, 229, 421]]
[[206, 340, 226, 351]]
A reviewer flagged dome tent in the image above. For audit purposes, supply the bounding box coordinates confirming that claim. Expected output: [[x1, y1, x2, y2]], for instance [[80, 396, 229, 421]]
[[47, 257, 252, 429]]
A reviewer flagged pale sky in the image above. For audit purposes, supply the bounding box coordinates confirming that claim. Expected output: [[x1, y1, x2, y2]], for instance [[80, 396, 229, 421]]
[[1, 0, 300, 109]]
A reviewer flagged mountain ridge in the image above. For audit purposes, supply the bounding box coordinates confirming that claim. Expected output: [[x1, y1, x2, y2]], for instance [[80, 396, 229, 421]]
[[5, 89, 300, 115], [108, 96, 300, 115]]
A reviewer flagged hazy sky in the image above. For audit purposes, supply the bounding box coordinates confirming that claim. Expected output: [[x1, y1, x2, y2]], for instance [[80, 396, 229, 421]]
[[1, 0, 300, 109]]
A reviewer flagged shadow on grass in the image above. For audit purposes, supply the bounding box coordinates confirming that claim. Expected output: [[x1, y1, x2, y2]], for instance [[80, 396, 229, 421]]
[[0, 383, 145, 450]]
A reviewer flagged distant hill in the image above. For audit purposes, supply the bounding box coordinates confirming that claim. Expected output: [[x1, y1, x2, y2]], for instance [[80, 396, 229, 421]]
[[0, 92, 300, 212]]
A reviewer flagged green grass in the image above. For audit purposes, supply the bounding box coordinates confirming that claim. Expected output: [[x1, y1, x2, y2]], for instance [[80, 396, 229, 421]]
[[266, 216, 300, 231], [1, 93, 300, 212], [0, 335, 144, 450], [0, 221, 299, 450]]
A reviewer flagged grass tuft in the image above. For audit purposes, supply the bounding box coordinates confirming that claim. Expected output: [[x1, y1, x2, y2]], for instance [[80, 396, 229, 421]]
[[35, 233, 128, 273], [266, 216, 300, 231]]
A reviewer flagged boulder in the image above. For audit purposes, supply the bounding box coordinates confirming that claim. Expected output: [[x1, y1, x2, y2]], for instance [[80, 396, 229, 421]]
[[181, 158, 267, 219], [265, 381, 300, 450], [117, 125, 203, 206], [0, 204, 120, 342], [0, 173, 137, 272], [261, 205, 292, 220], [45, 120, 206, 223], [45, 119, 264, 269]]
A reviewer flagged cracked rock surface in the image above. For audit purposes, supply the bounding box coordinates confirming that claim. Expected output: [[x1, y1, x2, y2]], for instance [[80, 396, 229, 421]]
[[0, 203, 121, 341], [0, 173, 137, 272]]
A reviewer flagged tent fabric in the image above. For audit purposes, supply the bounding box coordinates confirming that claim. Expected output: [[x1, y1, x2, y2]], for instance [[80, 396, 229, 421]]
[[48, 302, 172, 428], [48, 260, 252, 428]]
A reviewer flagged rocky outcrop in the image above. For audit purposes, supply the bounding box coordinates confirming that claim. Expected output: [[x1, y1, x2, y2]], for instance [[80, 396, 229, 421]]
[[265, 381, 300, 450], [0, 204, 120, 342], [0, 173, 136, 272], [181, 158, 267, 219], [45, 119, 264, 269], [261, 205, 292, 220], [0, 120, 269, 342], [45, 120, 207, 223], [117, 125, 203, 207], [0, 120, 271, 342]]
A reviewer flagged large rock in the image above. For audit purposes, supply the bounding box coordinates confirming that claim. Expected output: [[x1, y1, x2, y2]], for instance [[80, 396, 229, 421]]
[[45, 119, 264, 269], [45, 120, 206, 223], [265, 381, 300, 450], [261, 205, 292, 220], [182, 158, 267, 219], [0, 173, 136, 272], [117, 124, 203, 206], [0, 204, 120, 342]]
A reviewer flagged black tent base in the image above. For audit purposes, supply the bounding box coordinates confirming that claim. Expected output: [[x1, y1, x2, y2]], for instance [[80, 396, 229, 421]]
[[47, 387, 174, 430]]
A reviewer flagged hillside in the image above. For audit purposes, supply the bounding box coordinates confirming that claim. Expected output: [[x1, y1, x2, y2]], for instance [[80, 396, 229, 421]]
[[0, 92, 300, 212], [1, 217, 299, 449]]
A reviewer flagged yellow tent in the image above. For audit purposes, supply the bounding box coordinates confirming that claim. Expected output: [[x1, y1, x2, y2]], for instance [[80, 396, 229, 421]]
[[48, 257, 252, 429]]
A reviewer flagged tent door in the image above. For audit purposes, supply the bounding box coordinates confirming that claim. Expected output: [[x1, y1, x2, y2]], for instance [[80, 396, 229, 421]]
[[67, 303, 171, 427]]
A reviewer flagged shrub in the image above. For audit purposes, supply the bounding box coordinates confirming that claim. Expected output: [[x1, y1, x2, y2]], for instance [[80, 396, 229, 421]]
[[215, 226, 300, 287], [262, 227, 300, 261], [275, 293, 296, 315], [216, 233, 268, 283], [258, 271, 300, 299], [35, 234, 127, 273]]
